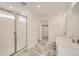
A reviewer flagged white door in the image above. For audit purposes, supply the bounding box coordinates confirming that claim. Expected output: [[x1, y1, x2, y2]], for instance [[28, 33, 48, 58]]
[[16, 15, 26, 51], [0, 10, 15, 55]]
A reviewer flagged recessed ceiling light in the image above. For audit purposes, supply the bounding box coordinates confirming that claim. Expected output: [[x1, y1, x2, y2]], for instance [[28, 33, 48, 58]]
[[37, 5, 40, 8], [9, 6, 13, 8]]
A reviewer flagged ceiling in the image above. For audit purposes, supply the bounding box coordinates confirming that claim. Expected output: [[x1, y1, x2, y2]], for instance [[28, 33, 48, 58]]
[[25, 2, 72, 17], [0, 2, 72, 18]]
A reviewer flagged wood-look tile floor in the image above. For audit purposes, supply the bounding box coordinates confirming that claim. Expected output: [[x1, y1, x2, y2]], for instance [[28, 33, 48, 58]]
[[15, 39, 56, 56]]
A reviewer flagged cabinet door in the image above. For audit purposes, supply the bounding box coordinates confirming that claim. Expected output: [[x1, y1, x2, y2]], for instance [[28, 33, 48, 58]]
[[16, 15, 26, 51], [0, 10, 15, 55]]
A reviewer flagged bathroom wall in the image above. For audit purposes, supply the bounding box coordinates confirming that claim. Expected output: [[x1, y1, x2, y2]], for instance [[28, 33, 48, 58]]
[[25, 11, 40, 49], [48, 12, 65, 42], [48, 16, 56, 42], [66, 7, 79, 38], [16, 15, 27, 51]]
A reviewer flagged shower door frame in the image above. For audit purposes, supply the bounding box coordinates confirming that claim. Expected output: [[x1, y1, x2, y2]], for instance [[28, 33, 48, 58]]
[[0, 7, 27, 56]]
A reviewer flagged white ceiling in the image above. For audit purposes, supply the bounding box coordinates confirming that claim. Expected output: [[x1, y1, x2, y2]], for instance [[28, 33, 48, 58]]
[[25, 2, 72, 17], [0, 2, 72, 18]]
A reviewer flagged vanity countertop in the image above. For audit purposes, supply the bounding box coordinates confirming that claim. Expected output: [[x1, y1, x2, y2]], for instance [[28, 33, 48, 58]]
[[56, 36, 79, 48]]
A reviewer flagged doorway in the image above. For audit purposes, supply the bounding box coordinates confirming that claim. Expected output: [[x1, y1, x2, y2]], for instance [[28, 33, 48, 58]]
[[42, 25, 48, 40]]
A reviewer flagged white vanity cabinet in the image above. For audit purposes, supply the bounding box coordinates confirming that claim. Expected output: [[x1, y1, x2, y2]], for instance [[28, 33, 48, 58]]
[[56, 36, 79, 56]]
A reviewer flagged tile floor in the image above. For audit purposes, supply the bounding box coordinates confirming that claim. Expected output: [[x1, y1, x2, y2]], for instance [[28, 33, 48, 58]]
[[15, 39, 56, 56]]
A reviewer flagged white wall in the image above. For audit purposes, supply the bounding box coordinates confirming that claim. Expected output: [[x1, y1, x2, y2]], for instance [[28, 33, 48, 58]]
[[39, 20, 42, 41], [48, 12, 65, 42], [25, 11, 40, 49], [66, 10, 79, 38], [48, 16, 56, 42], [16, 15, 27, 51]]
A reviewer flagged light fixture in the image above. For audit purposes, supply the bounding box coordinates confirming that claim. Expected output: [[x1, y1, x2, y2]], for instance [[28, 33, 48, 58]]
[[9, 6, 13, 8], [37, 5, 40, 8]]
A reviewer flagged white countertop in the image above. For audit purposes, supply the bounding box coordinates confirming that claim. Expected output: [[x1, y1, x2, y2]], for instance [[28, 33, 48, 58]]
[[56, 36, 79, 48]]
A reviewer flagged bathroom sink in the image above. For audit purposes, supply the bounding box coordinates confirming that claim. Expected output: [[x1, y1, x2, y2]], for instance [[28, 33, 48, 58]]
[[56, 36, 79, 48]]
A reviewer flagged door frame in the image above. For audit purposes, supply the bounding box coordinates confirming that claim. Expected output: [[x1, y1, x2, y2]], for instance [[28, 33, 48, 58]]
[[42, 25, 48, 40]]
